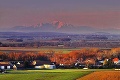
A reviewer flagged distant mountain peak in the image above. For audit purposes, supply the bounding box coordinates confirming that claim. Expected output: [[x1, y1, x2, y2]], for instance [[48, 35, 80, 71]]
[[52, 21, 65, 29], [10, 21, 120, 34]]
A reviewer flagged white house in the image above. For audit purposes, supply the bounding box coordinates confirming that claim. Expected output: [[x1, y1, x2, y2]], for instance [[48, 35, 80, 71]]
[[44, 64, 56, 69], [0, 62, 12, 70], [33, 60, 56, 69]]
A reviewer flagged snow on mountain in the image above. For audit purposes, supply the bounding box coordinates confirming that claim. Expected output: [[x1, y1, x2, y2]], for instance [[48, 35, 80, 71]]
[[52, 21, 65, 29], [10, 21, 120, 34]]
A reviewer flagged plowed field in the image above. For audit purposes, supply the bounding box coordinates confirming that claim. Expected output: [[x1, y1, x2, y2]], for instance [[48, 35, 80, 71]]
[[77, 71, 120, 80]]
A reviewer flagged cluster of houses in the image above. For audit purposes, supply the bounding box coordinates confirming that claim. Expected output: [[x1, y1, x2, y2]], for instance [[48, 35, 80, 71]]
[[0, 60, 56, 72], [0, 58, 120, 72]]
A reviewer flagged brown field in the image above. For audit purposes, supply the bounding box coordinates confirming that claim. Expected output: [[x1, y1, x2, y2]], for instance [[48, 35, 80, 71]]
[[77, 71, 120, 80], [0, 47, 80, 53]]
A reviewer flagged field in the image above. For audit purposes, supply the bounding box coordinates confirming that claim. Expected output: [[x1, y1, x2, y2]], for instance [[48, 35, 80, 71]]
[[0, 69, 92, 80], [78, 71, 120, 80], [0, 47, 81, 53]]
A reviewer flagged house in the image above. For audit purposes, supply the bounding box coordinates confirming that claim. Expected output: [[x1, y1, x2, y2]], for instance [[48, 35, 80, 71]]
[[44, 64, 56, 69], [32, 60, 56, 69], [10, 61, 24, 70], [113, 58, 119, 64], [112, 58, 120, 68], [0, 62, 13, 70]]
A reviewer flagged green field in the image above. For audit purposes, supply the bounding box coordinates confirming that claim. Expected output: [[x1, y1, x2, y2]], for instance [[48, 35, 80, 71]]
[[0, 69, 92, 80]]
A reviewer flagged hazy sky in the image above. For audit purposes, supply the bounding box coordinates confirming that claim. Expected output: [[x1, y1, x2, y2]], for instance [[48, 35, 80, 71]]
[[0, 0, 120, 29]]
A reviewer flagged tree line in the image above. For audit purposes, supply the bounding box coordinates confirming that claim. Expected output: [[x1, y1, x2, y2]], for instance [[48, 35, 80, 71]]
[[0, 48, 120, 68]]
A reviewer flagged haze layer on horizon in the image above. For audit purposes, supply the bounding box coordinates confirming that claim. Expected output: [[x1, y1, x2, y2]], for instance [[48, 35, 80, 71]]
[[0, 0, 120, 29]]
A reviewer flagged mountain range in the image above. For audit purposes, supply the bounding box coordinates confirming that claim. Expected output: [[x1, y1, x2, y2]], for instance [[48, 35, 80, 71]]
[[8, 21, 120, 34]]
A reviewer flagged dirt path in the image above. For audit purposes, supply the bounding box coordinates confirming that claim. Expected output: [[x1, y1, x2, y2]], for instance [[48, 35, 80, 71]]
[[77, 71, 120, 80]]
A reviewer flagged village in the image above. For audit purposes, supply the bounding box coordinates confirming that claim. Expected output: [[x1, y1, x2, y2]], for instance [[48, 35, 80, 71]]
[[0, 47, 120, 73]]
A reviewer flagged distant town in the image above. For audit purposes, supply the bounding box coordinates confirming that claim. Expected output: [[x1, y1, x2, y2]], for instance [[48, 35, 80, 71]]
[[0, 32, 120, 48]]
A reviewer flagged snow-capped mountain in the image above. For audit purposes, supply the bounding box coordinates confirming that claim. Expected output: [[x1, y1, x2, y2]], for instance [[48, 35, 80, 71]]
[[11, 21, 70, 32], [10, 21, 120, 34], [52, 21, 65, 29]]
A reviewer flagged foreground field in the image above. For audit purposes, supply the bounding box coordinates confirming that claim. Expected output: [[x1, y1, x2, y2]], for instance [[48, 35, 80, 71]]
[[78, 71, 120, 80], [0, 69, 92, 80]]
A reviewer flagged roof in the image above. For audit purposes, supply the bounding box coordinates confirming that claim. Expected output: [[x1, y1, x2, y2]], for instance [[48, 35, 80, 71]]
[[34, 60, 52, 66], [113, 58, 119, 62], [0, 62, 11, 66]]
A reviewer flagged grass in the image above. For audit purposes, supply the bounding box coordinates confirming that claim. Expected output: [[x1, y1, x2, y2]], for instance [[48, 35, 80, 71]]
[[0, 69, 92, 80]]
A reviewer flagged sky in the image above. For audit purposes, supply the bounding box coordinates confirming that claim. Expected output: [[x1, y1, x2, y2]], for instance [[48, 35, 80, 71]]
[[0, 0, 120, 29]]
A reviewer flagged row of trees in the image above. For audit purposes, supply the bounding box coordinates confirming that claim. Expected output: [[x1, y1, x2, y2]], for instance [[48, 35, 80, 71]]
[[0, 52, 48, 61], [0, 48, 120, 68], [50, 48, 120, 68]]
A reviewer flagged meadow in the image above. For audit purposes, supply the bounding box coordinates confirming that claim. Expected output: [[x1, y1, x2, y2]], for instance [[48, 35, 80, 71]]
[[0, 69, 92, 80]]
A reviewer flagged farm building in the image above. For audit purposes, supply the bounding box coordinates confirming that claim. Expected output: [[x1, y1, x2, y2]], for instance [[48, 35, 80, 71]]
[[0, 62, 13, 70], [32, 60, 56, 69]]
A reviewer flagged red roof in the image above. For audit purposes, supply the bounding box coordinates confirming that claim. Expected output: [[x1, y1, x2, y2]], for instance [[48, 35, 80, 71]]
[[113, 58, 119, 62]]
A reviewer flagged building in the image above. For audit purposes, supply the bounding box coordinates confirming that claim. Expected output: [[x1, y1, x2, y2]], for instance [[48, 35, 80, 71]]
[[0, 62, 13, 70], [32, 60, 56, 69], [44, 64, 56, 69], [113, 58, 119, 64]]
